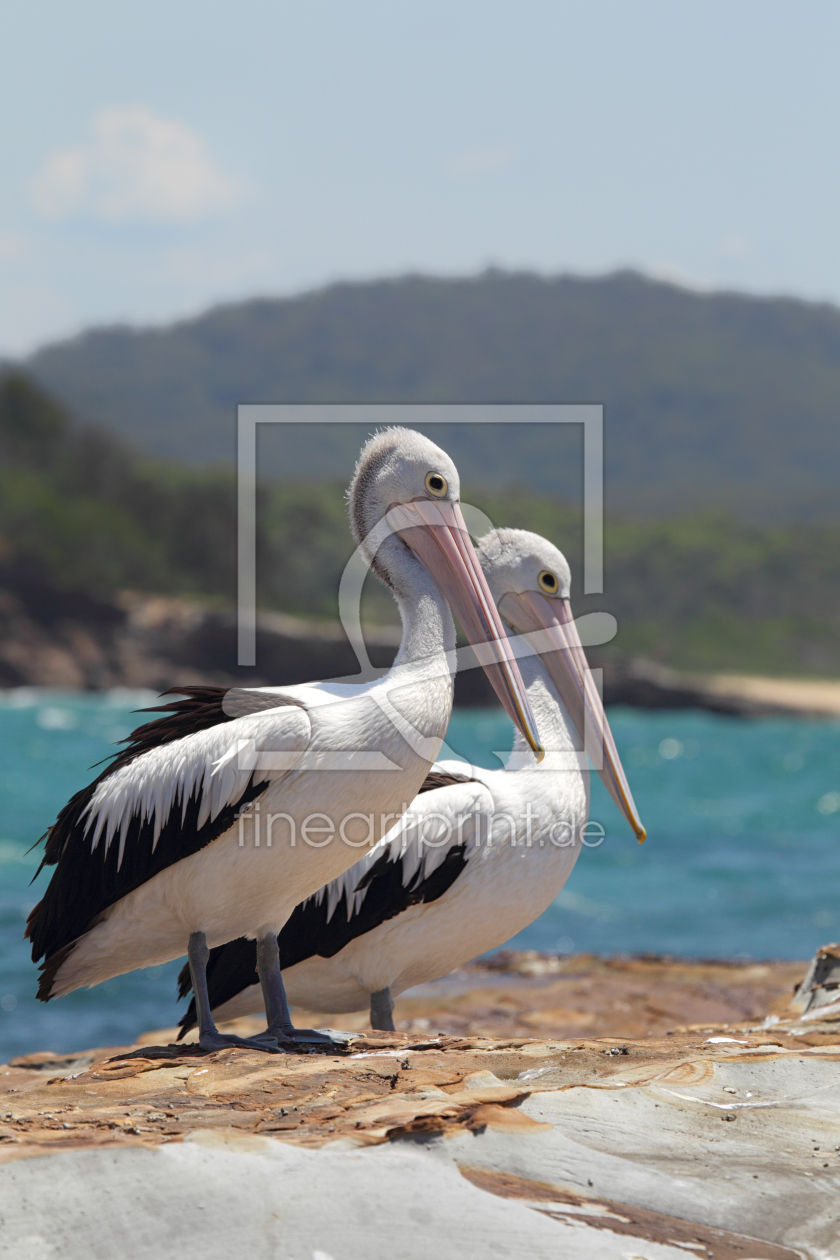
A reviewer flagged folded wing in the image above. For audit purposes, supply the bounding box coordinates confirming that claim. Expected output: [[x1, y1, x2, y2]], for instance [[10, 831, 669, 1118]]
[[27, 687, 311, 974]]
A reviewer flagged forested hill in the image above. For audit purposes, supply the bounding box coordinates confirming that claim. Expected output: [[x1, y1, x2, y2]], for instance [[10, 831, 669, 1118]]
[[3, 371, 840, 677], [24, 270, 840, 519]]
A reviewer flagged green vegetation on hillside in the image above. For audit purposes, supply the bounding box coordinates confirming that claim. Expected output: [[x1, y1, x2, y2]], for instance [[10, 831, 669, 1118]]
[[2, 372, 839, 677], [25, 270, 840, 519], [0, 372, 360, 615], [476, 493, 840, 675]]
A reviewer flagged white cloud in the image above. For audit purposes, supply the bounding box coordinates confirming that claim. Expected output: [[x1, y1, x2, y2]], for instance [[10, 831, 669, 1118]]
[[29, 107, 239, 223], [447, 145, 514, 179]]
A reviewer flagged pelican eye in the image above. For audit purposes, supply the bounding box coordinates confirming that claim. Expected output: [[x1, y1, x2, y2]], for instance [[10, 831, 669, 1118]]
[[425, 472, 448, 498], [538, 570, 559, 594]]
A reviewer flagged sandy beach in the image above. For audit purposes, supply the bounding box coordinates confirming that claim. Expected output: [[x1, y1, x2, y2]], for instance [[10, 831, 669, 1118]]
[[704, 673, 840, 718]]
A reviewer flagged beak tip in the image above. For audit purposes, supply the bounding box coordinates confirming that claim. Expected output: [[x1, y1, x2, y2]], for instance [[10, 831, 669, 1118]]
[[534, 743, 545, 764], [636, 826, 647, 844]]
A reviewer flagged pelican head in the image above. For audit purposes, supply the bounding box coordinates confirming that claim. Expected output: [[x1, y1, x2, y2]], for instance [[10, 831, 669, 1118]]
[[348, 428, 543, 760], [349, 427, 462, 568], [478, 527, 646, 842]]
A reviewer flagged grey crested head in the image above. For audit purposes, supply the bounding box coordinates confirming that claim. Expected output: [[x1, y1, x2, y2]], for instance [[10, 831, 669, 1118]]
[[347, 427, 461, 588], [476, 528, 572, 607]]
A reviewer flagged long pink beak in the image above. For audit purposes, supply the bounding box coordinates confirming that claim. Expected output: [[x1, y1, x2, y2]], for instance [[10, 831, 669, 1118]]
[[498, 589, 646, 841], [387, 499, 544, 761]]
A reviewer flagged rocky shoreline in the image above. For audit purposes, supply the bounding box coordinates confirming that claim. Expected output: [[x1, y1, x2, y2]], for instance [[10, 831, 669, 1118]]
[[2, 950, 839, 1257], [2, 574, 839, 717]]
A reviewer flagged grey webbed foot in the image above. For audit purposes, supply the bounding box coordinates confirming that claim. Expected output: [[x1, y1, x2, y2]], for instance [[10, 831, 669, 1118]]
[[266, 1024, 353, 1050], [198, 1030, 280, 1053], [256, 933, 355, 1050]]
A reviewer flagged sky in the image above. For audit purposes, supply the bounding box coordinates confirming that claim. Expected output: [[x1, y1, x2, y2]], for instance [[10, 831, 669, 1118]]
[[2, 0, 839, 355]]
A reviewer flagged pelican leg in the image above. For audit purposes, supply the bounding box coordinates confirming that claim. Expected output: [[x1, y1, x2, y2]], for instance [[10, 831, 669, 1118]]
[[189, 932, 279, 1052], [369, 987, 395, 1031], [258, 932, 343, 1046], [257, 932, 293, 1036]]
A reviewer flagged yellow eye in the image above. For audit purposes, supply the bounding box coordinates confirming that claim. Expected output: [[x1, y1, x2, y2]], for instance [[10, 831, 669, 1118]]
[[538, 570, 559, 594], [424, 471, 448, 498]]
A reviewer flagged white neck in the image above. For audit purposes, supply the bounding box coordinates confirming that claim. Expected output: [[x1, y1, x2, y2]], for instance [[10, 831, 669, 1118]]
[[507, 647, 578, 765], [390, 555, 457, 676]]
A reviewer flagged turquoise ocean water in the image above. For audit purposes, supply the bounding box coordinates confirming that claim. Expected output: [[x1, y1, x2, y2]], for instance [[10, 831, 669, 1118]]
[[1, 689, 839, 1060]]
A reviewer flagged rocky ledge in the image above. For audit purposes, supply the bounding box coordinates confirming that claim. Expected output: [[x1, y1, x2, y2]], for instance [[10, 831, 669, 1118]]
[[1, 951, 839, 1259]]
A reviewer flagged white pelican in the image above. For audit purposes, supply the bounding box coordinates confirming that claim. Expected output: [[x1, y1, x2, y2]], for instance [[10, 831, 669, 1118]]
[[26, 431, 542, 1050], [175, 527, 645, 1035]]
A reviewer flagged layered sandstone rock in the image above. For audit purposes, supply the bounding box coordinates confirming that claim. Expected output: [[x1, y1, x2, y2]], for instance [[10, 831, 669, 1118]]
[[1, 952, 838, 1258]]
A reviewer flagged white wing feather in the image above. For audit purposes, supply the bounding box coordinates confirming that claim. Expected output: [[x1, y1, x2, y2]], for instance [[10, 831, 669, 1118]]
[[314, 778, 494, 925], [83, 706, 312, 866]]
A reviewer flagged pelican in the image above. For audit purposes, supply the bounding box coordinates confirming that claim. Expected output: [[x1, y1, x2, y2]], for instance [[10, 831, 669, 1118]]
[[26, 431, 542, 1051], [176, 527, 645, 1035]]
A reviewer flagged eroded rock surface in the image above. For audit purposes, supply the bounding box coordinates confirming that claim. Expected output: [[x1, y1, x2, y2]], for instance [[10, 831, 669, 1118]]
[[1, 953, 837, 1259]]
